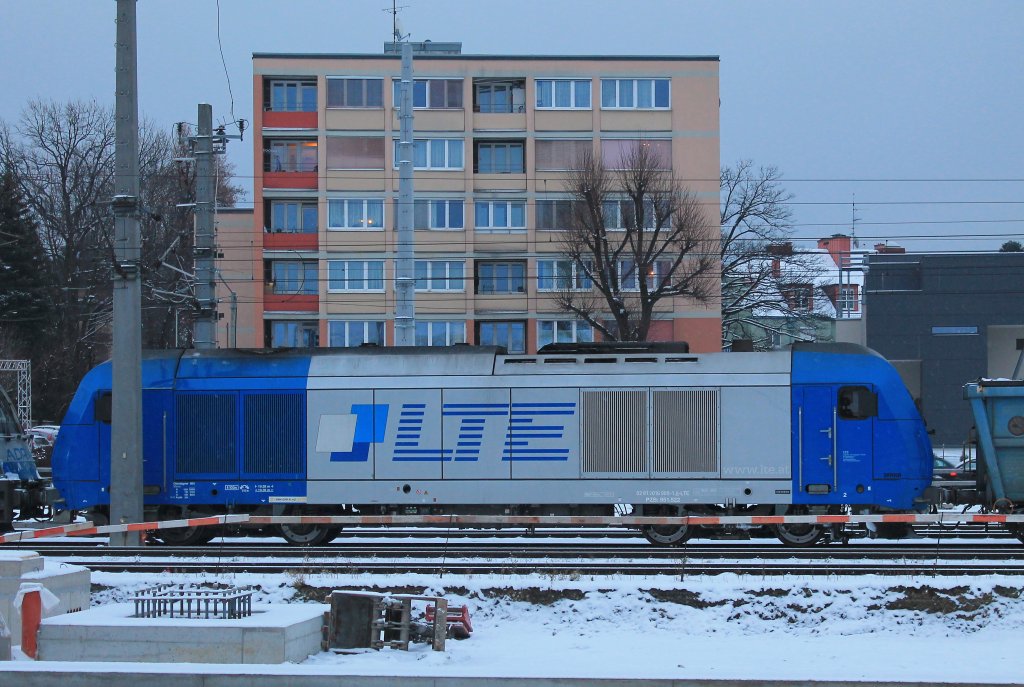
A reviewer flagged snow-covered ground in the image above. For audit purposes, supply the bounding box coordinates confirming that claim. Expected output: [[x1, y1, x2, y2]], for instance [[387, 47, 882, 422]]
[[5, 567, 1020, 683]]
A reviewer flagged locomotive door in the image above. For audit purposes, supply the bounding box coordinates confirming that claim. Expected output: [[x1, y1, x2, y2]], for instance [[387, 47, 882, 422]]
[[794, 385, 837, 496]]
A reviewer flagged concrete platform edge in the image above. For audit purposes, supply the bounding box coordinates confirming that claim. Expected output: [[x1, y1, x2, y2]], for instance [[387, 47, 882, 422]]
[[0, 667, 1014, 687]]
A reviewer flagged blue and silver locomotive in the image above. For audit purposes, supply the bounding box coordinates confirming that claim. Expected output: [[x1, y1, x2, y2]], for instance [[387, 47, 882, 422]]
[[49, 342, 933, 545]]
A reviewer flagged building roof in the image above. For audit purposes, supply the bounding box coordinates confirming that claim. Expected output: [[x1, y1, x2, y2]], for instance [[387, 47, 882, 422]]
[[252, 52, 720, 62]]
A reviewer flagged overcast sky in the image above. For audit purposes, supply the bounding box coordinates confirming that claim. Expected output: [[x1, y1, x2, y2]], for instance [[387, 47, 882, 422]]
[[1, 0, 1022, 252]]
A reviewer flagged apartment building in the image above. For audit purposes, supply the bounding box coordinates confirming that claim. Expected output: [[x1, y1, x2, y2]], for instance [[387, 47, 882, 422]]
[[244, 43, 721, 353]]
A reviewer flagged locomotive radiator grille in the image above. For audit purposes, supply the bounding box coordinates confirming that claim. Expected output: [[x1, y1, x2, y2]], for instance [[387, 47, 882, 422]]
[[652, 389, 720, 474], [176, 393, 236, 474], [243, 393, 303, 475], [581, 390, 647, 473]]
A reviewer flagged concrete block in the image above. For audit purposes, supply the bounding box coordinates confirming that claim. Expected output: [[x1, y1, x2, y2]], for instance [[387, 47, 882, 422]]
[[0, 551, 89, 644], [37, 602, 327, 664]]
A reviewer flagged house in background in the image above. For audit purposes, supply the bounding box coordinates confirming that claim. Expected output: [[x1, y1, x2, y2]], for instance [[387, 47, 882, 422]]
[[224, 42, 722, 354], [725, 234, 867, 349], [864, 251, 1024, 447]]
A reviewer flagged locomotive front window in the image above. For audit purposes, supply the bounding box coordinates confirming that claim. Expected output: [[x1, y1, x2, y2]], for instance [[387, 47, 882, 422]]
[[838, 386, 877, 420]]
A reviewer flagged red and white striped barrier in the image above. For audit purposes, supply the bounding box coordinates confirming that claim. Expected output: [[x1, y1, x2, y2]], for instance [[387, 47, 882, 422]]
[[4, 511, 1024, 545]]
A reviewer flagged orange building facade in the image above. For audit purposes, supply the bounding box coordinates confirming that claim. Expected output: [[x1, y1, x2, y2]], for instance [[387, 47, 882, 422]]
[[231, 44, 721, 353]]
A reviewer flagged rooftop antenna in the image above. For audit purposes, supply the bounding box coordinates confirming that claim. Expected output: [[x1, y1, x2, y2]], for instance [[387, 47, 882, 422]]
[[850, 193, 860, 248], [386, 1, 410, 41]]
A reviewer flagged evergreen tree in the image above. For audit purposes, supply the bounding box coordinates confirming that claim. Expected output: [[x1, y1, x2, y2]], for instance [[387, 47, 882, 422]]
[[0, 168, 52, 352]]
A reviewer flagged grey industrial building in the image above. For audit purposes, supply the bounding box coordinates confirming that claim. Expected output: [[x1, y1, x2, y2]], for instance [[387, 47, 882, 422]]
[[864, 252, 1024, 448]]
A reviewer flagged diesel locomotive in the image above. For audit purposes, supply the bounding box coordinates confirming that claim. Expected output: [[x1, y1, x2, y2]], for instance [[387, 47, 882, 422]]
[[45, 342, 935, 545]]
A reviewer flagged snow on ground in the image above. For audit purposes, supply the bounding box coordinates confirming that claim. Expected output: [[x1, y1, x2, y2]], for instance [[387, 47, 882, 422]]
[[27, 569, 1011, 683]]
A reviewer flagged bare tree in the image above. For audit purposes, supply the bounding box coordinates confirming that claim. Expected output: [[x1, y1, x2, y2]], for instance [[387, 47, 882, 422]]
[[0, 99, 242, 419], [720, 160, 826, 348], [555, 144, 717, 342]]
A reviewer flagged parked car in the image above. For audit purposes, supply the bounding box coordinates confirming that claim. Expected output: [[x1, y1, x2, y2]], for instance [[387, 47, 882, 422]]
[[932, 454, 961, 480], [27, 425, 59, 474]]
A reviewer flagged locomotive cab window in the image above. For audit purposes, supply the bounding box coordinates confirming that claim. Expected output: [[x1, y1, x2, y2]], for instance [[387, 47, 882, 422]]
[[838, 386, 877, 420], [94, 391, 112, 424]]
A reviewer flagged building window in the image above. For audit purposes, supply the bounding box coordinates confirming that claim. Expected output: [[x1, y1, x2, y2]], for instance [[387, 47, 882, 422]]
[[474, 141, 525, 174], [837, 285, 859, 313], [326, 77, 384, 108], [474, 79, 526, 113], [601, 139, 671, 170], [267, 200, 318, 233], [476, 261, 526, 294], [408, 199, 464, 230], [269, 261, 318, 295], [535, 79, 591, 109], [416, 320, 466, 346], [600, 78, 670, 109], [781, 283, 814, 311], [535, 140, 592, 171], [393, 139, 464, 170], [619, 259, 672, 291], [477, 321, 526, 354], [475, 200, 526, 232], [329, 320, 385, 347], [265, 140, 317, 172], [266, 79, 317, 112], [603, 198, 657, 230], [269, 321, 319, 348], [536, 199, 575, 230], [327, 260, 385, 292], [537, 259, 592, 291], [392, 78, 463, 109], [931, 325, 979, 336], [415, 260, 464, 292], [538, 320, 593, 348], [328, 199, 384, 230], [325, 137, 386, 170]]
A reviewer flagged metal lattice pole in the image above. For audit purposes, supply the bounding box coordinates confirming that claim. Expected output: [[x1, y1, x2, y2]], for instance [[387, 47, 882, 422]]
[[0, 360, 31, 429]]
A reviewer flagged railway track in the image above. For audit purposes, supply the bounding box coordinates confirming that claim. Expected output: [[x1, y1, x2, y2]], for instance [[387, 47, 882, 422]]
[[7, 538, 1024, 576]]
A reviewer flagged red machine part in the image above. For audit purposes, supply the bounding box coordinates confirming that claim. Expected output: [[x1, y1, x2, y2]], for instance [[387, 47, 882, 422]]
[[426, 604, 473, 639]]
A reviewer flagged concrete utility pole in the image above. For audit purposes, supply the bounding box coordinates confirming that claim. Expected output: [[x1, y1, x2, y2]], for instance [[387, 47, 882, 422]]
[[109, 0, 144, 547], [193, 104, 217, 349], [394, 38, 416, 346]]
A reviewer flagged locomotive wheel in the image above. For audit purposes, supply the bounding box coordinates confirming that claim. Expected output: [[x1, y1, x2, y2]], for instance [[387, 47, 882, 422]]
[[640, 505, 692, 546], [277, 522, 334, 546], [774, 507, 824, 546]]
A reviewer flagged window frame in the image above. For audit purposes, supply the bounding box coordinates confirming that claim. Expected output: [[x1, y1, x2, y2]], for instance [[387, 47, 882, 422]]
[[537, 319, 594, 348], [327, 198, 385, 231], [267, 79, 317, 112], [536, 199, 576, 231], [270, 320, 319, 348], [266, 139, 318, 173], [618, 258, 672, 292], [392, 78, 464, 110], [414, 260, 465, 292], [269, 260, 319, 295], [535, 139, 592, 172], [535, 79, 592, 110], [393, 138, 465, 171], [328, 320, 386, 348], [326, 77, 384, 109], [267, 199, 318, 233], [326, 259, 386, 293], [476, 320, 527, 354], [602, 198, 658, 230], [410, 199, 464, 231], [475, 260, 527, 295], [474, 140, 526, 174], [474, 199, 526, 232], [600, 78, 671, 110], [536, 259, 592, 292], [416, 320, 467, 346]]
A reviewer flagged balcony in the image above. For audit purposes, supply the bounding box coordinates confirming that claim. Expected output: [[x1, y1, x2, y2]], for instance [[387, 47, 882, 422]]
[[263, 78, 318, 129]]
